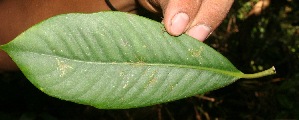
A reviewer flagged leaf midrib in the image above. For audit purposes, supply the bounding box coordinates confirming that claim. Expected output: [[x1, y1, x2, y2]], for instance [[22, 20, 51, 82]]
[[20, 51, 243, 78]]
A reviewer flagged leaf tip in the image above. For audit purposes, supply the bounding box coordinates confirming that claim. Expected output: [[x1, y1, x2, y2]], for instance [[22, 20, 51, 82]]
[[0, 44, 7, 52], [0, 41, 12, 50]]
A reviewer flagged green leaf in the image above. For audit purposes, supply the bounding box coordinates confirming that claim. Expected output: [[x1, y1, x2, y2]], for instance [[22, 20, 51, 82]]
[[0, 12, 275, 109]]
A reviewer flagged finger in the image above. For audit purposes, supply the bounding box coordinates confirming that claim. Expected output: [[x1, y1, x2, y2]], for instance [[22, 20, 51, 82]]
[[106, 0, 138, 13], [161, 0, 202, 36], [138, 0, 161, 13], [186, 0, 233, 41]]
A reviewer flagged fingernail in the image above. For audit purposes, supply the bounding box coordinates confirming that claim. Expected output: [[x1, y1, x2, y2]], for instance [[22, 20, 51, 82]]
[[187, 25, 211, 41], [170, 12, 189, 36]]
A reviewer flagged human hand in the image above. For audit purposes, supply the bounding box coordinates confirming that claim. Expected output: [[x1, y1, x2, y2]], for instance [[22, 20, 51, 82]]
[[138, 0, 234, 41]]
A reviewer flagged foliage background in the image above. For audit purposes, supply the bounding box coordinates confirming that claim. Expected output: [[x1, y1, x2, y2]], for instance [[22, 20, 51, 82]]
[[1, 0, 298, 119]]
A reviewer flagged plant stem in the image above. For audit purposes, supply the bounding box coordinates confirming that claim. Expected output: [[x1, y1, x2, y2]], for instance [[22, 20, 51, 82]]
[[241, 66, 276, 79]]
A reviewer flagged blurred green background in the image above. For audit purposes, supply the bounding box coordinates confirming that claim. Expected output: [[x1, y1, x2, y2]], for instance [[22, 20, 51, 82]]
[[1, 0, 298, 119]]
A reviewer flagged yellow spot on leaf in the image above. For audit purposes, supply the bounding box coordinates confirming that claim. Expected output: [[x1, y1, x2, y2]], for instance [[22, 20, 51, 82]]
[[56, 58, 73, 77], [188, 46, 204, 57], [123, 80, 129, 88]]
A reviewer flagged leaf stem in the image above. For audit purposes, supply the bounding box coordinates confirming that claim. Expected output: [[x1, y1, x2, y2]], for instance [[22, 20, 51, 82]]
[[241, 66, 276, 79]]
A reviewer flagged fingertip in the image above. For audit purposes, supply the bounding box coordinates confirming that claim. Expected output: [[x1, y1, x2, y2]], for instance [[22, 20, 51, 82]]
[[187, 24, 211, 41], [161, 0, 200, 36], [168, 12, 190, 36]]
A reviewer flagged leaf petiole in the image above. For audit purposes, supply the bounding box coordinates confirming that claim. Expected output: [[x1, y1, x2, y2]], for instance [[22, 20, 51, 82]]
[[241, 66, 276, 79]]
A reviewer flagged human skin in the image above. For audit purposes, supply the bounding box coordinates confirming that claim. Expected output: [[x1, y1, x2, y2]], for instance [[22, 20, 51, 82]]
[[139, 0, 234, 41], [0, 0, 233, 71]]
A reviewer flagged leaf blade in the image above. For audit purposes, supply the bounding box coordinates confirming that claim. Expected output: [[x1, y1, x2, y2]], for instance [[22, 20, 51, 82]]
[[1, 12, 244, 109]]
